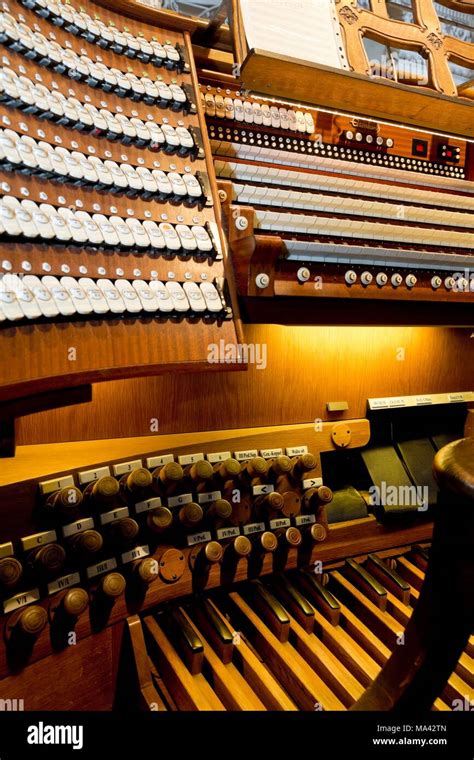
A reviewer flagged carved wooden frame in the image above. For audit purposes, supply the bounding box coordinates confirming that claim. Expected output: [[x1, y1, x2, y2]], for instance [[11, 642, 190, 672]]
[[336, 0, 474, 97]]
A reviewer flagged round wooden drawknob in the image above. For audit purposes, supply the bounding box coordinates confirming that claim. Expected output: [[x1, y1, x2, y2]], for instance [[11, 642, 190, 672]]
[[317, 486, 333, 504], [110, 518, 139, 542], [245, 457, 268, 478], [260, 531, 278, 553], [125, 468, 153, 492], [136, 558, 159, 584], [303, 486, 333, 510], [179, 503, 204, 528], [209, 499, 232, 520], [92, 476, 120, 501], [215, 458, 241, 479], [204, 541, 224, 564], [271, 455, 292, 475], [263, 492, 284, 512], [293, 453, 318, 476], [156, 462, 184, 485], [73, 530, 104, 555], [310, 523, 327, 543], [0, 557, 23, 589], [33, 543, 66, 573], [282, 527, 302, 547], [63, 588, 89, 617], [188, 460, 213, 481], [233, 536, 252, 557], [147, 506, 173, 533], [101, 572, 126, 598], [18, 605, 48, 636], [46, 486, 83, 516]]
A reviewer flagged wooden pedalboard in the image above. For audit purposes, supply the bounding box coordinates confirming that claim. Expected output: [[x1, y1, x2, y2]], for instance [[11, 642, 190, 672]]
[[0, 421, 434, 680]]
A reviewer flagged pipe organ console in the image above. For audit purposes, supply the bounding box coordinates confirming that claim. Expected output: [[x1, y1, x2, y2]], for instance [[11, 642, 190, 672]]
[[0, 0, 472, 726]]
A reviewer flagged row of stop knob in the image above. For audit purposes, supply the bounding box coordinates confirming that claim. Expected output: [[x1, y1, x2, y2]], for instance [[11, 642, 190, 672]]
[[43, 452, 323, 519], [5, 518, 325, 640], [5, 571, 128, 639]]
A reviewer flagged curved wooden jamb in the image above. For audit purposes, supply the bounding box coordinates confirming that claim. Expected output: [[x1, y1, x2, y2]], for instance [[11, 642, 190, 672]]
[[352, 438, 474, 711]]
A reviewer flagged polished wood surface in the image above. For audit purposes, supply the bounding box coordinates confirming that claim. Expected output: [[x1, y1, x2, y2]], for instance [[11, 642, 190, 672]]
[[231, 0, 474, 137], [353, 438, 474, 710], [15, 325, 474, 444]]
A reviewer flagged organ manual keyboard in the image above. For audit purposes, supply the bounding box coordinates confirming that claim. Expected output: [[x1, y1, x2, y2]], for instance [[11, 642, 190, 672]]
[[0, 396, 472, 712], [202, 81, 474, 319]]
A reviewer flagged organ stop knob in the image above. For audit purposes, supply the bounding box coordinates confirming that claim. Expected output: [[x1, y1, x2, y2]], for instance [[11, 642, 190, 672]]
[[185, 460, 213, 484], [0, 557, 23, 589], [213, 458, 241, 482], [109, 517, 140, 543], [44, 486, 83, 517], [70, 529, 104, 555], [87, 476, 120, 504], [62, 588, 89, 617], [291, 453, 317, 478], [257, 531, 278, 553], [153, 462, 184, 488], [134, 557, 159, 585], [121, 468, 153, 494], [17, 605, 48, 636], [278, 527, 302, 548], [100, 572, 126, 599], [147, 506, 173, 533], [178, 503, 204, 528], [31, 543, 66, 574], [269, 455, 292, 478], [207, 499, 233, 521]]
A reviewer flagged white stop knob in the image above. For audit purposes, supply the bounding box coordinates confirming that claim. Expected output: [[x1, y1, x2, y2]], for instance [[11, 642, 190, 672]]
[[445, 276, 455, 291], [255, 273, 270, 289], [376, 272, 388, 287], [235, 216, 248, 231], [297, 267, 311, 283], [361, 271, 373, 286], [391, 274, 402, 287], [345, 270, 357, 285], [431, 276, 442, 290], [406, 274, 417, 289]]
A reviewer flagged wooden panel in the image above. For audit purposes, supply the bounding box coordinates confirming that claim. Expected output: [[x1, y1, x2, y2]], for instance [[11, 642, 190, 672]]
[[0, 624, 121, 710], [16, 325, 474, 444], [237, 51, 474, 138]]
